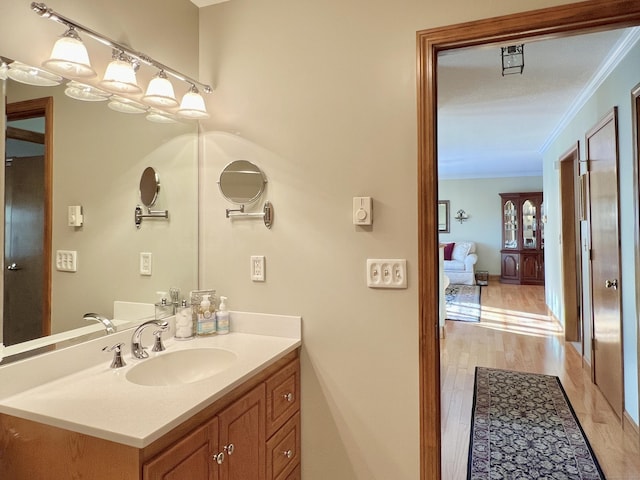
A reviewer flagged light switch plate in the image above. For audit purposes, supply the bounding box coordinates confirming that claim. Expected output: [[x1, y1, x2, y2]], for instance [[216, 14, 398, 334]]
[[68, 205, 83, 227], [56, 250, 77, 272], [367, 259, 407, 288]]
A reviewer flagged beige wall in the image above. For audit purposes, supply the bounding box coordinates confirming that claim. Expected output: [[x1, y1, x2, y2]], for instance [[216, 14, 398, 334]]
[[197, 1, 574, 478], [1, 1, 200, 334]]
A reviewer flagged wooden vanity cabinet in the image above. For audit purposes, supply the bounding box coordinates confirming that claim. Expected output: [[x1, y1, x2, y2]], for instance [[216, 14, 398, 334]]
[[0, 350, 300, 480], [142, 352, 300, 480]]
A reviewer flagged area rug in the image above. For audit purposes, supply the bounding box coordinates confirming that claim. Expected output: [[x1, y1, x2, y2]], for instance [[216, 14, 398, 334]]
[[445, 284, 481, 322], [468, 367, 606, 480]]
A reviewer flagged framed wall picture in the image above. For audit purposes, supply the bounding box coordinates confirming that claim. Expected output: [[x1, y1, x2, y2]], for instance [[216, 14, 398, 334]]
[[438, 200, 450, 233]]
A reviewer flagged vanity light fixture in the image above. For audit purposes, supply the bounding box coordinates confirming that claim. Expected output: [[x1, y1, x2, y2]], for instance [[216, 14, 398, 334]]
[[143, 70, 179, 108], [177, 84, 210, 119], [42, 27, 96, 78], [0, 61, 8, 80], [100, 51, 142, 94], [146, 110, 178, 124], [32, 2, 212, 118], [64, 81, 111, 102], [6, 61, 62, 86], [108, 96, 148, 114]]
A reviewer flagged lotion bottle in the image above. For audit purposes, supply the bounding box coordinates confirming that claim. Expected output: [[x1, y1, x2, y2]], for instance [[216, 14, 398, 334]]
[[197, 294, 216, 336], [216, 296, 230, 335]]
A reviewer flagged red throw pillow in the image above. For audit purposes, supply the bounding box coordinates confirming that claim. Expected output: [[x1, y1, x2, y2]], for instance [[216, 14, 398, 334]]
[[444, 242, 455, 260]]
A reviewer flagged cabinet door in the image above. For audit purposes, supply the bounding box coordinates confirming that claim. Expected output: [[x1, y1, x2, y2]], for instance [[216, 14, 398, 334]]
[[143, 417, 219, 480], [218, 384, 266, 480], [501, 253, 520, 282], [521, 253, 544, 284]]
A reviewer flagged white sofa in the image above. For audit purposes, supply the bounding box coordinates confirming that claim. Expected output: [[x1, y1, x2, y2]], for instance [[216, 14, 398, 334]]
[[441, 241, 478, 285]]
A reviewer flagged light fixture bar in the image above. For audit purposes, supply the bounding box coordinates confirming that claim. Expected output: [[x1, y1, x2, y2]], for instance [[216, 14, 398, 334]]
[[31, 2, 213, 94]]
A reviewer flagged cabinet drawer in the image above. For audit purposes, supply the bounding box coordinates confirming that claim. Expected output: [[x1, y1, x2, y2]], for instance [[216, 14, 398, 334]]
[[266, 359, 300, 437], [266, 412, 300, 480]]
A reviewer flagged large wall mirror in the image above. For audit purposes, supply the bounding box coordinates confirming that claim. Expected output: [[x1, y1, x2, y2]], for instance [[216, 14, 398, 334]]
[[1, 61, 199, 362]]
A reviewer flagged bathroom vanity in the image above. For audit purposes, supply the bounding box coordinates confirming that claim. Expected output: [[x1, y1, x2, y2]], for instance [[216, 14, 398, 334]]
[[0, 312, 301, 480]]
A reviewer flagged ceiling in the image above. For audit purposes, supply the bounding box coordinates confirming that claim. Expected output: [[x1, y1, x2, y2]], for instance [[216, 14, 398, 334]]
[[438, 27, 640, 179]]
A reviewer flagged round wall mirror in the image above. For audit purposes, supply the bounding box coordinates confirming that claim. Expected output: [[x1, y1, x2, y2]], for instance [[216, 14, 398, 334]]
[[139, 166, 160, 207], [218, 160, 267, 205]]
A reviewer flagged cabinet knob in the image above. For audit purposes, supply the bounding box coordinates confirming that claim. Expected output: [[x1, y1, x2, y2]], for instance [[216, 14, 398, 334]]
[[283, 392, 294, 402], [283, 449, 293, 459], [224, 443, 235, 455], [213, 452, 224, 465], [605, 279, 618, 290]]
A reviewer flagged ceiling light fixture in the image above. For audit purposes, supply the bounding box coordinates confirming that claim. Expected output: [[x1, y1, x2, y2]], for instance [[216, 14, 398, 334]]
[[42, 27, 96, 78], [31, 2, 212, 117], [142, 70, 178, 108], [501, 44, 524, 76], [177, 85, 210, 119]]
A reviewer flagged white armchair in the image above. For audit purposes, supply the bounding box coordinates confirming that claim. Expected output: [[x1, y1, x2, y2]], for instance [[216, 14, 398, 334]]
[[441, 241, 478, 285]]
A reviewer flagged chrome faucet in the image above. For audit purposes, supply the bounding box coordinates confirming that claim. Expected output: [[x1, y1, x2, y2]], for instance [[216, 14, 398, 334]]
[[84, 313, 116, 334], [131, 319, 169, 359]]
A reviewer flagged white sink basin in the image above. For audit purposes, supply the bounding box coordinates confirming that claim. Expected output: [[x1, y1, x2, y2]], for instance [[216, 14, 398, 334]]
[[126, 348, 238, 386]]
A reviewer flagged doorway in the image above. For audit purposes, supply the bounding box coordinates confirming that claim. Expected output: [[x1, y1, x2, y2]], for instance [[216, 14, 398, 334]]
[[4, 97, 52, 346], [417, 2, 640, 478]]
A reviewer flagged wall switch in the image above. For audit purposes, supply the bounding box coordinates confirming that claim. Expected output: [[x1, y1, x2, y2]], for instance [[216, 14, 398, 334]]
[[56, 250, 77, 272], [140, 252, 152, 276], [68, 205, 83, 227], [367, 259, 407, 289], [251, 255, 265, 281], [353, 197, 373, 225]]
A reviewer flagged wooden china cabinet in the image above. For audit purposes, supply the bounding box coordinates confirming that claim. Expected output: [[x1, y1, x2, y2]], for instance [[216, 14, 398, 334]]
[[499, 192, 545, 285]]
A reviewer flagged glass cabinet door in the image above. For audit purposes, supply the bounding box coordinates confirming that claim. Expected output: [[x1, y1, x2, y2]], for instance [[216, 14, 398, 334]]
[[503, 200, 518, 248], [522, 199, 537, 249]]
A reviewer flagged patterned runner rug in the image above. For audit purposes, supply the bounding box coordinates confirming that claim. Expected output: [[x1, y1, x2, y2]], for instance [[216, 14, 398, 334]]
[[468, 367, 606, 479], [445, 284, 481, 322]]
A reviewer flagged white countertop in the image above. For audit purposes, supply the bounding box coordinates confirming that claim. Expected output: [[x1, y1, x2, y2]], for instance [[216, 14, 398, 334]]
[[0, 311, 301, 448]]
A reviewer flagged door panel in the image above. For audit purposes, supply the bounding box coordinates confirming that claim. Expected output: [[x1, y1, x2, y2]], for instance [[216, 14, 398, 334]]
[[587, 108, 623, 419]]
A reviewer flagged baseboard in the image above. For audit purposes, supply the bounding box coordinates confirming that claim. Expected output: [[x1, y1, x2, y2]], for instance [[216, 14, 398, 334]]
[[624, 411, 640, 436], [546, 309, 564, 332]]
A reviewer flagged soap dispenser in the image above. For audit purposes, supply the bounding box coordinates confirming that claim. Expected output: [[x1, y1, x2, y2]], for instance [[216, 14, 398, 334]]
[[216, 296, 230, 335], [197, 294, 216, 336], [155, 291, 173, 320]]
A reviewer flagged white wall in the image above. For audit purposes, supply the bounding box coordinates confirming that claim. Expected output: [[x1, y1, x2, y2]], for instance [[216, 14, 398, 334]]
[[544, 39, 640, 424], [439, 176, 543, 275], [197, 1, 576, 478]]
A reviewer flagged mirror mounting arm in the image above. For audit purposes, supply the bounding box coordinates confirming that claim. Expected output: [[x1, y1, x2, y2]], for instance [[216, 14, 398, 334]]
[[135, 205, 169, 229], [226, 201, 273, 229]]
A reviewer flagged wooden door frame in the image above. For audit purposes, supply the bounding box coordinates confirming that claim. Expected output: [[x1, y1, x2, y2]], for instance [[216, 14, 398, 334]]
[[5, 97, 53, 338], [417, 2, 640, 478], [633, 82, 640, 436], [559, 143, 582, 344]]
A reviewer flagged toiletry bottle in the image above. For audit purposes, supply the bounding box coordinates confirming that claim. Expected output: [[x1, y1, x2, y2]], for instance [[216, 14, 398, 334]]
[[216, 296, 230, 335], [175, 299, 194, 340], [197, 294, 216, 336], [155, 291, 173, 320]]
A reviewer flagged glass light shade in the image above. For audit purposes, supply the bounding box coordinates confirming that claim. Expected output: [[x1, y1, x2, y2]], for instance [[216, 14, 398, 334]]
[[108, 96, 148, 114], [65, 81, 110, 102], [42, 32, 96, 78], [0, 62, 8, 80], [100, 59, 142, 94], [177, 90, 210, 119], [142, 73, 178, 108], [6, 61, 62, 86], [147, 110, 178, 124]]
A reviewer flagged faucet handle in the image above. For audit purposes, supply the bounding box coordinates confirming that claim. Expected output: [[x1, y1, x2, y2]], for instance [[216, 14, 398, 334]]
[[152, 329, 167, 352], [102, 342, 127, 369]]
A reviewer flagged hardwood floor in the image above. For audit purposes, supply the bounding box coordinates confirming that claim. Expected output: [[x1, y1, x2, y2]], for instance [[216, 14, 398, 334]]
[[441, 281, 640, 480]]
